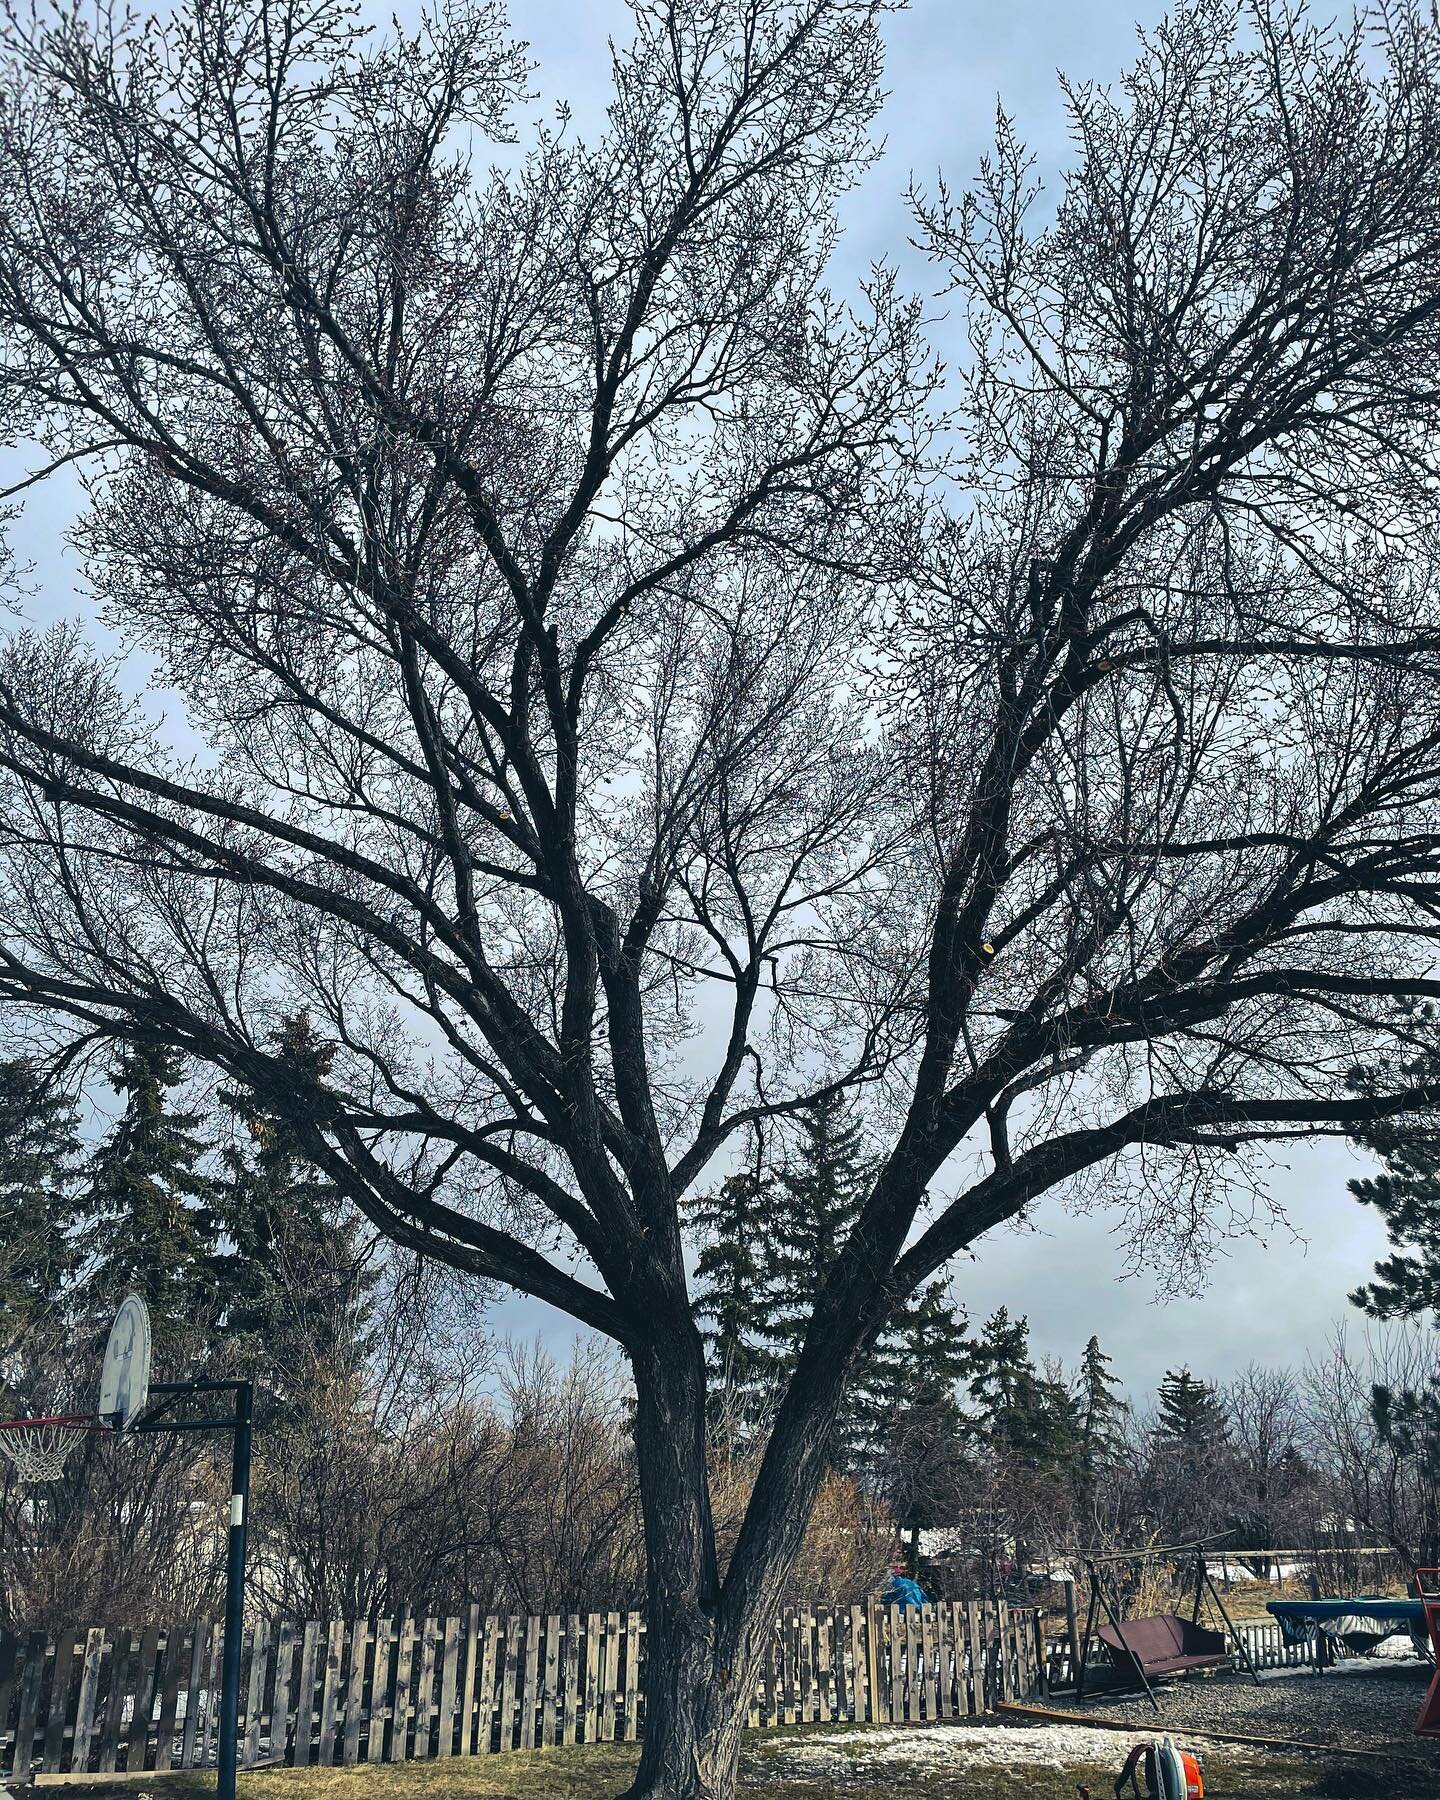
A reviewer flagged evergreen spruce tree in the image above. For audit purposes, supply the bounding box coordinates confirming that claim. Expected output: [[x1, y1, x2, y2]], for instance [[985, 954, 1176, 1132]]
[[1154, 1367, 1229, 1450], [688, 1169, 777, 1433], [0, 1059, 83, 1383], [875, 1281, 972, 1559], [965, 1306, 1033, 1422], [1345, 1027, 1440, 1545], [214, 1014, 377, 1407], [1371, 1380, 1440, 1566], [74, 1044, 220, 1348], [764, 1093, 873, 1463], [697, 1095, 972, 1470], [966, 1308, 1080, 1471], [767, 1095, 973, 1468], [862, 1279, 972, 1452], [893, 1282, 973, 1407], [1149, 1367, 1231, 1541], [1074, 1334, 1126, 1484], [1347, 1029, 1440, 1319], [766, 1092, 871, 1368]]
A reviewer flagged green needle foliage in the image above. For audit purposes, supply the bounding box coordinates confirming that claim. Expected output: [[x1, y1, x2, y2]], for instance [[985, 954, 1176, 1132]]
[[0, 1058, 83, 1391], [214, 1014, 379, 1415], [689, 1169, 779, 1437], [74, 1044, 220, 1352], [965, 1308, 1080, 1475], [689, 1095, 972, 1471], [1349, 1033, 1440, 1321], [1075, 1334, 1127, 1485]]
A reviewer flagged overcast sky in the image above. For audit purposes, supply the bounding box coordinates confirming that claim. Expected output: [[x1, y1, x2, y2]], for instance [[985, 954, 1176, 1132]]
[[5, 0, 1400, 1406]]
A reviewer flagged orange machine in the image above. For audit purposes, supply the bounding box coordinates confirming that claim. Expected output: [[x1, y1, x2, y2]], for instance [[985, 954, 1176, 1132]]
[[1113, 1738, 1204, 1798]]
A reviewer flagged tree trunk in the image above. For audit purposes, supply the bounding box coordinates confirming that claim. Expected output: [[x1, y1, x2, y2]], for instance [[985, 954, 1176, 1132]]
[[621, 1315, 753, 1800], [626, 1597, 752, 1800], [620, 1292, 858, 1799]]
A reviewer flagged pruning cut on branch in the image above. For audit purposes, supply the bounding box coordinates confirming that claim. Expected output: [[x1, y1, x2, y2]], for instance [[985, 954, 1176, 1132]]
[[4, 0, 1440, 1792]]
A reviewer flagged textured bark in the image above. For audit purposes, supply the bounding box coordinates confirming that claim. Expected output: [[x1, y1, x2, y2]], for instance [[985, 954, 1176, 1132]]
[[625, 1606, 750, 1800], [621, 1316, 761, 1800], [621, 1296, 853, 1800]]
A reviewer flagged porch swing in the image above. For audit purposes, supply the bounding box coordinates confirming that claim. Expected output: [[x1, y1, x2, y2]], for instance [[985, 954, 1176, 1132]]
[[1075, 1538, 1261, 1711]]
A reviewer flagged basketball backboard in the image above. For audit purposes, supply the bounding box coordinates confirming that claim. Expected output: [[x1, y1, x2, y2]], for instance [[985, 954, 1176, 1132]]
[[98, 1292, 152, 1431]]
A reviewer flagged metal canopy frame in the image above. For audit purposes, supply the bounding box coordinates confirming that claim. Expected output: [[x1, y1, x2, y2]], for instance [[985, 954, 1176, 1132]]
[[1075, 1538, 1262, 1711]]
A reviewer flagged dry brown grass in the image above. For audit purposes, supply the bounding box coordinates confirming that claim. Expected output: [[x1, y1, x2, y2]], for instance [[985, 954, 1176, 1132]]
[[32, 1730, 1440, 1800]]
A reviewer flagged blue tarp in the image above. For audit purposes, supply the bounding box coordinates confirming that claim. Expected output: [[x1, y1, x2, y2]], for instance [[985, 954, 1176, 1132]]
[[1267, 1598, 1425, 1651], [881, 1574, 928, 1609]]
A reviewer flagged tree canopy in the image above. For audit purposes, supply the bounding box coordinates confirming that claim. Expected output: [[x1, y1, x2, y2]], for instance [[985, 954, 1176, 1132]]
[[5, 0, 1440, 1790]]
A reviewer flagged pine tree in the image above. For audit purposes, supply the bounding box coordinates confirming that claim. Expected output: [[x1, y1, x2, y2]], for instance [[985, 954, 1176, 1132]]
[[965, 1306, 1033, 1420], [1075, 1334, 1126, 1482], [688, 1169, 778, 1432], [74, 1044, 219, 1348], [893, 1282, 973, 1408], [875, 1281, 972, 1554], [695, 1096, 972, 1470], [1347, 1032, 1440, 1319], [862, 1278, 972, 1451], [1154, 1367, 1228, 1450], [0, 1059, 83, 1382], [1371, 1380, 1440, 1566], [1345, 1028, 1440, 1526], [764, 1095, 973, 1468], [214, 1014, 376, 1407], [966, 1308, 1080, 1471], [765, 1093, 871, 1464], [766, 1092, 872, 1371]]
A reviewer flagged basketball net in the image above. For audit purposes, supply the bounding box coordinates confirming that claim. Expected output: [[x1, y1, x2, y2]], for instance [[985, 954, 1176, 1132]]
[[0, 1416, 107, 1482]]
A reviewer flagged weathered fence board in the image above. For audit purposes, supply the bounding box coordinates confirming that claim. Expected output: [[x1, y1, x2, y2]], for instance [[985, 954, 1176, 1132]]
[[600, 1611, 619, 1743], [243, 1621, 269, 1769], [343, 1621, 368, 1766], [68, 1631, 103, 1775], [562, 1612, 580, 1747], [2, 1600, 1047, 1777], [201, 1623, 225, 1770], [180, 1621, 209, 1772], [438, 1617, 459, 1758]]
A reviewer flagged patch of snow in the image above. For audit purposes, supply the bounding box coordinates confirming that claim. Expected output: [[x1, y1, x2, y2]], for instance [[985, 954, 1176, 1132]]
[[762, 1721, 1254, 1777]]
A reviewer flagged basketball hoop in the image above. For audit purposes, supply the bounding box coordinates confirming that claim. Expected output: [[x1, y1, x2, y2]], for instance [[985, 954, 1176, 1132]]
[[0, 1414, 111, 1482]]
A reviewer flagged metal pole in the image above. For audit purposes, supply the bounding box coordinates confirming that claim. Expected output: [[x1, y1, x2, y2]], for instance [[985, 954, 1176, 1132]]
[[1201, 1557, 1262, 1688], [217, 1382, 252, 1800], [1075, 1563, 1100, 1703], [1091, 1561, 1161, 1714]]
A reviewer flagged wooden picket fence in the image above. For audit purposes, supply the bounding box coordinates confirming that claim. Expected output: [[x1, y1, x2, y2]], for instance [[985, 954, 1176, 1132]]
[[1234, 1619, 1322, 1672], [0, 1600, 1045, 1780]]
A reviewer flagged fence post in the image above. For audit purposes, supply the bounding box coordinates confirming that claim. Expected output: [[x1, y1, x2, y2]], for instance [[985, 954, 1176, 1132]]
[[1063, 1579, 1081, 1686]]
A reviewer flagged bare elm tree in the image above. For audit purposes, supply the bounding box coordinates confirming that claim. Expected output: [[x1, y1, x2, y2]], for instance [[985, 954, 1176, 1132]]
[[4, 0, 1440, 1791]]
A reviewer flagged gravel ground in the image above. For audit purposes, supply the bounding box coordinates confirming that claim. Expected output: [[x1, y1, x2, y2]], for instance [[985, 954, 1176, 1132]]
[[1055, 1652, 1440, 1761]]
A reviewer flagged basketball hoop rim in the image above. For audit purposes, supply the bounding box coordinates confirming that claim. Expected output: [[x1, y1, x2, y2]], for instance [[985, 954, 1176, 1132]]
[[0, 1414, 112, 1433], [0, 1413, 115, 1481]]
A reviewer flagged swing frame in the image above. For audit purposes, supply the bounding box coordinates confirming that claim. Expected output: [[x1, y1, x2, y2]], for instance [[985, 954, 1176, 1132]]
[[1075, 1536, 1262, 1711]]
